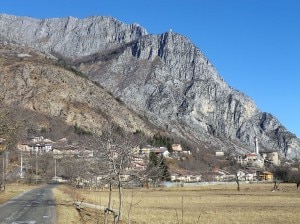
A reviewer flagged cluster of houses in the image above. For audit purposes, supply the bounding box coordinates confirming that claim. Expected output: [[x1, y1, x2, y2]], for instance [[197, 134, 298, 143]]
[[214, 139, 282, 182], [17, 137, 191, 159], [16, 136, 201, 183], [235, 137, 281, 169], [170, 170, 202, 183], [235, 151, 280, 168], [16, 136, 282, 184], [138, 144, 191, 158], [17, 136, 94, 158], [127, 144, 192, 176], [17, 136, 53, 153], [201, 168, 274, 182], [169, 168, 274, 183], [16, 136, 183, 161]]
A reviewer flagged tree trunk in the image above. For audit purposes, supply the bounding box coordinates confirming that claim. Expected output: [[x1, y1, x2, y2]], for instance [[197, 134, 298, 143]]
[[127, 187, 134, 224], [235, 173, 240, 191], [105, 182, 113, 224], [273, 181, 279, 191]]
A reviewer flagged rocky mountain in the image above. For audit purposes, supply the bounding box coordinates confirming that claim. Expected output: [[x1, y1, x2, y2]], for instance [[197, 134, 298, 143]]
[[0, 13, 299, 159], [0, 39, 157, 139]]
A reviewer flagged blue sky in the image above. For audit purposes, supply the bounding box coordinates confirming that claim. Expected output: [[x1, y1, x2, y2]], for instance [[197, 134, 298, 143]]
[[1, 0, 299, 137]]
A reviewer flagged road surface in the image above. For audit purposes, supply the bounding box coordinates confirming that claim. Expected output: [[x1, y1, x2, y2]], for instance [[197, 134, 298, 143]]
[[0, 184, 56, 224]]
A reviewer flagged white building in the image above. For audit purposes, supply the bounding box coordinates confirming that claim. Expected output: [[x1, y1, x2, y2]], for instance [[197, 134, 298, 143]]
[[18, 136, 53, 154]]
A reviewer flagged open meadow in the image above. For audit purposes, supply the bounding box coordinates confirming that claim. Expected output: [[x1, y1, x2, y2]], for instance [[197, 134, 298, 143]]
[[2, 183, 299, 223], [65, 182, 300, 224]]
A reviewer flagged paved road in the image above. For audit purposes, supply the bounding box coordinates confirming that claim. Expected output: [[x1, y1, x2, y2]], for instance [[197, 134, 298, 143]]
[[0, 185, 56, 224]]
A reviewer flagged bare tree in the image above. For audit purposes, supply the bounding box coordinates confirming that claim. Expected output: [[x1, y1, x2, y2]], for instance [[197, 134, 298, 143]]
[[98, 124, 129, 222], [91, 122, 149, 223], [231, 160, 242, 191]]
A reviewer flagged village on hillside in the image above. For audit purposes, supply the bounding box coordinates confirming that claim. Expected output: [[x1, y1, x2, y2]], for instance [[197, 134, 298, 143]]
[[1, 134, 295, 188]]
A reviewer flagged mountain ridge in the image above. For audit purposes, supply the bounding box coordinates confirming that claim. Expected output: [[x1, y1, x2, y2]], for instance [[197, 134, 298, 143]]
[[0, 13, 299, 159]]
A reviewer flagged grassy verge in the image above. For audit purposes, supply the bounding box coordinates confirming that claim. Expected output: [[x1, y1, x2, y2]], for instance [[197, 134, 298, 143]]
[[52, 184, 81, 224], [0, 183, 39, 204], [54, 184, 131, 223]]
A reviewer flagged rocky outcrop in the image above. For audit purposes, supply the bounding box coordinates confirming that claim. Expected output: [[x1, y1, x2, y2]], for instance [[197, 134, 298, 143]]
[[0, 14, 299, 159], [0, 41, 156, 137]]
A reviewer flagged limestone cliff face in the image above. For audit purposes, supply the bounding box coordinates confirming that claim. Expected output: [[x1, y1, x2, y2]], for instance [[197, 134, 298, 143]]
[[78, 32, 300, 158], [0, 14, 299, 158], [0, 14, 146, 58]]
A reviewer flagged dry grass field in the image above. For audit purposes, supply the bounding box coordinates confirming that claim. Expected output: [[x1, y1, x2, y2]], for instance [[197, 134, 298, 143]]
[[2, 183, 300, 223], [69, 182, 300, 224]]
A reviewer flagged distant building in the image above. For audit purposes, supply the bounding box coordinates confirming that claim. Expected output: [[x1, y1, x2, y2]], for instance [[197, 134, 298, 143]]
[[171, 171, 201, 183], [215, 151, 225, 157], [172, 144, 182, 152], [152, 147, 170, 158], [140, 145, 170, 158], [257, 171, 273, 181], [260, 151, 280, 166], [18, 136, 53, 154], [236, 153, 267, 168]]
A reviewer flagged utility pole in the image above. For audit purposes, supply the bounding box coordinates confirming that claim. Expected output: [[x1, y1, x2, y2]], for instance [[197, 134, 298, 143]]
[[35, 149, 38, 184], [5, 151, 8, 175], [1, 151, 9, 191], [2, 155, 5, 190], [5, 151, 8, 189], [20, 152, 23, 178], [54, 158, 57, 181]]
